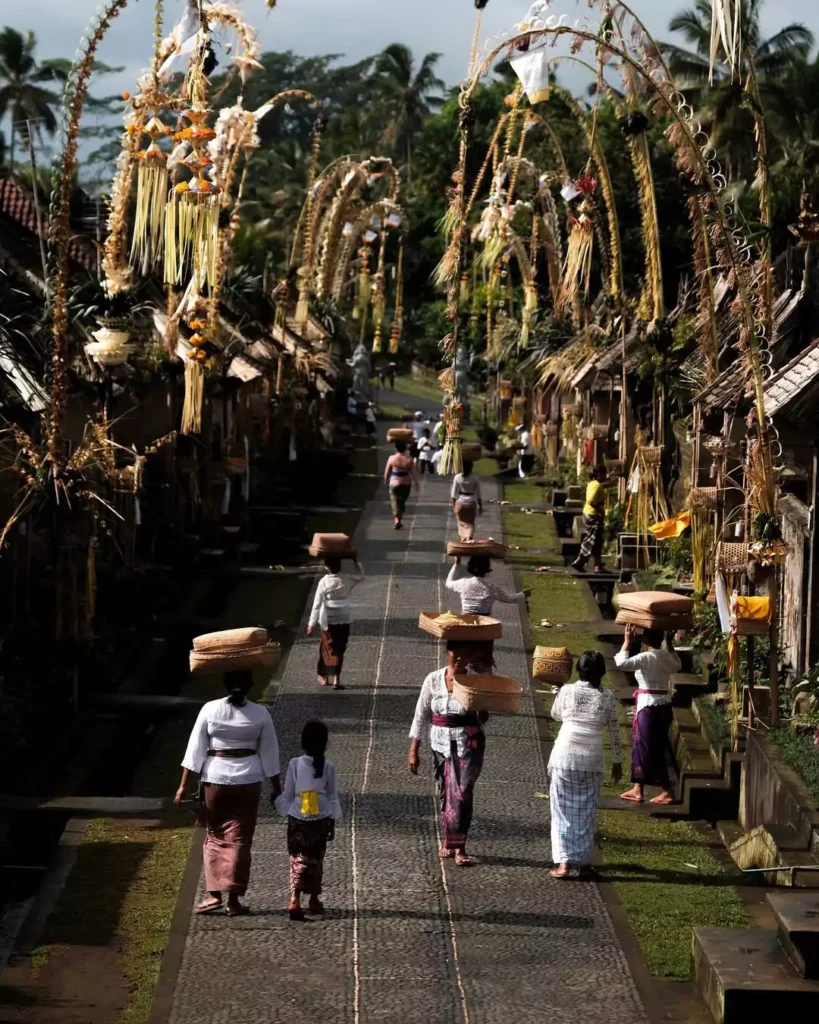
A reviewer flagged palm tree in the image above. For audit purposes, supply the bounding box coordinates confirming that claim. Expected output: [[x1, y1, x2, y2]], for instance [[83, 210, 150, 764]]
[[661, 0, 814, 179], [0, 27, 67, 170], [373, 44, 446, 183], [766, 56, 819, 189]]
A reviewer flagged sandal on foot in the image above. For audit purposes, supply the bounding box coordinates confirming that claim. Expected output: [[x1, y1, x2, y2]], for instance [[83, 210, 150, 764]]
[[225, 902, 251, 917], [620, 791, 643, 803], [454, 851, 472, 867], [439, 844, 455, 859], [649, 793, 675, 805], [195, 897, 222, 914], [317, 676, 328, 687], [288, 903, 305, 921], [549, 866, 572, 880], [332, 682, 345, 690]]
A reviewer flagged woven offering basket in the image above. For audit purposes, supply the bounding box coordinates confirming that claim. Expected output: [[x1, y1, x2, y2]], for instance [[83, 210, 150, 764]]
[[617, 591, 694, 616], [733, 618, 771, 637], [446, 539, 507, 560], [418, 611, 503, 641], [453, 674, 523, 715], [190, 642, 281, 675], [716, 542, 749, 574], [309, 532, 357, 558], [689, 487, 719, 512], [387, 428, 413, 443], [639, 445, 663, 467], [532, 646, 573, 684], [461, 442, 482, 462]]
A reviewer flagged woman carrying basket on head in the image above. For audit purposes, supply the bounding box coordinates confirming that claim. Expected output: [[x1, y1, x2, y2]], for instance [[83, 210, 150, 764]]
[[408, 642, 489, 866], [175, 666, 281, 916], [307, 555, 365, 691], [384, 439, 419, 530]]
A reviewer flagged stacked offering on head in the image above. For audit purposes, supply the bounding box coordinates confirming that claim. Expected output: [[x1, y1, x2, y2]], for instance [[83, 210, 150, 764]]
[[309, 533, 357, 560], [614, 591, 695, 631], [189, 627, 281, 675], [446, 539, 507, 560]]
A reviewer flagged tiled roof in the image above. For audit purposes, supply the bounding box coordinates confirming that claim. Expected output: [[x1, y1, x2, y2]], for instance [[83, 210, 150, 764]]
[[0, 177, 97, 274], [763, 336, 819, 417]]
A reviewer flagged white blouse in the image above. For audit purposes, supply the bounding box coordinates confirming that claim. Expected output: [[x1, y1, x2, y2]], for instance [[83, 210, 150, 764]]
[[613, 647, 681, 712], [275, 754, 343, 820], [308, 571, 363, 630], [451, 474, 482, 504], [181, 697, 280, 785], [549, 682, 621, 774], [409, 667, 480, 759], [445, 563, 524, 615]]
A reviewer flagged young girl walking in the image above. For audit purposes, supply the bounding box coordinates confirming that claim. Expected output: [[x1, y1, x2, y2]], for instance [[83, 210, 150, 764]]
[[275, 720, 342, 920]]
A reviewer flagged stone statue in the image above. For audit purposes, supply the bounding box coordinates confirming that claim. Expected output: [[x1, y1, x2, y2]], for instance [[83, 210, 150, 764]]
[[349, 342, 372, 400], [454, 345, 470, 406]]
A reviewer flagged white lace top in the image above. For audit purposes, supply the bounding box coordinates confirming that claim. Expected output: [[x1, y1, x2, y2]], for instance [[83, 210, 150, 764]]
[[181, 698, 281, 785], [445, 563, 524, 615], [548, 682, 621, 773], [409, 668, 479, 759]]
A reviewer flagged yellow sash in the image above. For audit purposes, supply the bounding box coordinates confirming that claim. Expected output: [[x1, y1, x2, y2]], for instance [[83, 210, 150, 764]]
[[300, 791, 320, 816], [649, 510, 691, 539]]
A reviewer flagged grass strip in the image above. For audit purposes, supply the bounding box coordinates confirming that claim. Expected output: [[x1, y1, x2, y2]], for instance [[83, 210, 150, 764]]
[[768, 727, 819, 804]]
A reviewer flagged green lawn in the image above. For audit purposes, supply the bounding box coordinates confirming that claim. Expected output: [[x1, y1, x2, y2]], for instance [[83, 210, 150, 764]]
[[507, 482, 750, 980], [392, 374, 442, 404], [378, 401, 412, 421]]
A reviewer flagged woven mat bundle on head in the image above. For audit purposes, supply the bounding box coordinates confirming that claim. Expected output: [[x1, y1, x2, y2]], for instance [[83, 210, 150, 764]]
[[309, 533, 357, 558], [387, 428, 413, 443], [614, 590, 695, 631], [189, 627, 281, 675], [446, 538, 507, 559]]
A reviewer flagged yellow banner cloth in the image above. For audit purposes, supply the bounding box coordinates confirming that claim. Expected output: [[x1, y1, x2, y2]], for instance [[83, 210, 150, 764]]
[[649, 510, 692, 539]]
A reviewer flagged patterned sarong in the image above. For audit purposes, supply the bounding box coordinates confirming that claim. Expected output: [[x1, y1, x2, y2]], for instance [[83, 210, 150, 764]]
[[318, 623, 350, 679], [549, 768, 601, 865], [631, 703, 673, 786], [201, 781, 262, 894], [390, 483, 411, 520], [454, 499, 477, 541], [432, 729, 485, 850], [578, 512, 604, 563], [287, 816, 333, 895]]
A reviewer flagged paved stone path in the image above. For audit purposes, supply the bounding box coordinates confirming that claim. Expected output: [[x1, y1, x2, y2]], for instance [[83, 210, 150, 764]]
[[167, 433, 647, 1024]]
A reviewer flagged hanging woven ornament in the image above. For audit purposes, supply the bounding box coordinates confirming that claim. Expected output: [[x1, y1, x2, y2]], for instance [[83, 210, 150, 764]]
[[165, 110, 221, 289], [181, 312, 209, 435], [439, 401, 464, 477], [389, 240, 404, 354], [556, 197, 595, 321], [520, 283, 538, 349], [354, 243, 371, 322], [131, 115, 171, 273], [371, 230, 387, 354]]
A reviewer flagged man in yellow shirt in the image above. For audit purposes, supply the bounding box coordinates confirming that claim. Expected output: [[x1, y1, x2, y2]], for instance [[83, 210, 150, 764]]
[[572, 466, 609, 573]]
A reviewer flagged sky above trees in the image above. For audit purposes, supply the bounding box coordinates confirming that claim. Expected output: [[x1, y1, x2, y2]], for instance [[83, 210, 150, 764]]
[[11, 0, 819, 101]]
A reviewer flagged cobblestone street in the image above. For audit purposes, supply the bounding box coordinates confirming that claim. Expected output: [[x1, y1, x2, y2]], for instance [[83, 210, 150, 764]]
[[167, 439, 647, 1024]]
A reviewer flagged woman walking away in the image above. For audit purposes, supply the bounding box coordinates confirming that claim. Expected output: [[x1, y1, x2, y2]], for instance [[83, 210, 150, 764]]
[[176, 670, 281, 915], [549, 651, 621, 879], [409, 642, 489, 866], [450, 460, 482, 540], [307, 556, 364, 690], [384, 439, 419, 529], [446, 555, 528, 672], [276, 720, 342, 920], [572, 465, 609, 573], [418, 428, 435, 474], [616, 625, 680, 805]]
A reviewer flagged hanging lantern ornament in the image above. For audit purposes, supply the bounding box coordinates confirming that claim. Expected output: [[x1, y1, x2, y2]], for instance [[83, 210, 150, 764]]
[[87, 321, 136, 368], [131, 114, 172, 273], [165, 109, 221, 289], [389, 240, 404, 355]]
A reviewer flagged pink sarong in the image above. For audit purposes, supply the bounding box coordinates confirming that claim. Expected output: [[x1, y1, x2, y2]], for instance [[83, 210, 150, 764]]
[[201, 781, 262, 894], [454, 499, 477, 541]]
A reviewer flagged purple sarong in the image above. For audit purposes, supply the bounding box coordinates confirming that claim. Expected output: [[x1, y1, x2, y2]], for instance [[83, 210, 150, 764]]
[[631, 703, 674, 786], [432, 728, 485, 850]]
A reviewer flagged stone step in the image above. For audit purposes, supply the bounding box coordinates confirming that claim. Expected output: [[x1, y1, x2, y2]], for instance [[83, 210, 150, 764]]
[[718, 822, 819, 887], [693, 927, 819, 1022], [768, 891, 819, 979]]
